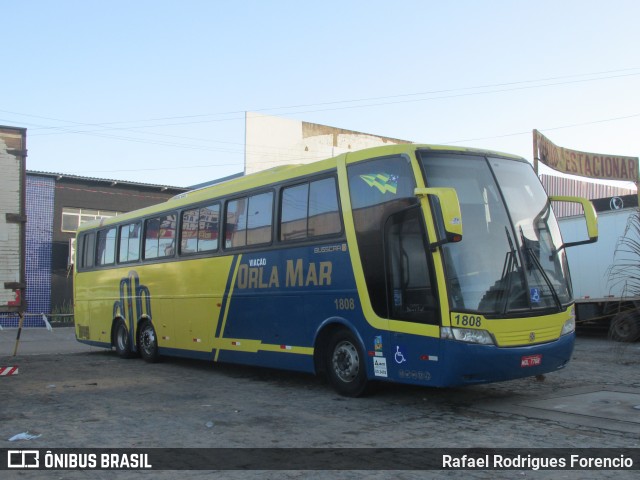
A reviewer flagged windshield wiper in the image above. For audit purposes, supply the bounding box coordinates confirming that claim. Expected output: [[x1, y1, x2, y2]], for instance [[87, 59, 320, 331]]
[[490, 227, 519, 315], [519, 226, 561, 311]]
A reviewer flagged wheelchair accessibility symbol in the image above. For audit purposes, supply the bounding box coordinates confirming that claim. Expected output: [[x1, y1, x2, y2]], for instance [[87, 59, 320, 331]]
[[530, 288, 541, 304], [394, 346, 407, 364]]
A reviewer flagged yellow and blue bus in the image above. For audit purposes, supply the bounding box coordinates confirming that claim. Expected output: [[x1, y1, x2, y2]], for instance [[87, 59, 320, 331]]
[[74, 144, 597, 396]]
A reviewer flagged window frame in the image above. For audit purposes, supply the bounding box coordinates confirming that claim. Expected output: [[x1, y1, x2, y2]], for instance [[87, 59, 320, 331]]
[[75, 169, 346, 271], [143, 212, 177, 261], [279, 175, 343, 244], [78, 232, 96, 269], [179, 202, 221, 256], [118, 222, 141, 264], [61, 207, 119, 233], [96, 227, 117, 267], [224, 190, 275, 251]]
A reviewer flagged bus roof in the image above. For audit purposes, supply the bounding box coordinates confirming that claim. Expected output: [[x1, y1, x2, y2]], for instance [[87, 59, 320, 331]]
[[77, 143, 525, 232]]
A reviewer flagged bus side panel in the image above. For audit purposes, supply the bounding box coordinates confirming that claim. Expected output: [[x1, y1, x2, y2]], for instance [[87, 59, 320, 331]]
[[75, 270, 121, 347], [216, 243, 362, 374], [125, 256, 235, 354], [384, 332, 444, 386], [74, 256, 236, 354]]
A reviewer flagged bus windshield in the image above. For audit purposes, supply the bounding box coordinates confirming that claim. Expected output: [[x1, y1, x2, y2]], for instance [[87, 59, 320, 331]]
[[419, 152, 572, 316]]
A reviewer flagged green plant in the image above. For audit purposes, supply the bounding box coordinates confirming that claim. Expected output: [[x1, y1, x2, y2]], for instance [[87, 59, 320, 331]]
[[51, 299, 75, 325]]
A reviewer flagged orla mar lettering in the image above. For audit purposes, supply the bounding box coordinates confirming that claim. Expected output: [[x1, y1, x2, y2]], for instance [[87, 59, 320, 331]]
[[236, 259, 333, 290]]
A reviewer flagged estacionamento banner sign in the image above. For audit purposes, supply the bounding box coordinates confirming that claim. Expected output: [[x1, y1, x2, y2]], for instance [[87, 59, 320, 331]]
[[534, 130, 639, 182]]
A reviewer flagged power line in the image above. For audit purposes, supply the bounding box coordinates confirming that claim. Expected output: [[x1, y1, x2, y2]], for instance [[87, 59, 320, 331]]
[[4, 67, 638, 178], [2, 67, 637, 162], [443, 113, 640, 144], [65, 111, 640, 177], [4, 67, 639, 139]]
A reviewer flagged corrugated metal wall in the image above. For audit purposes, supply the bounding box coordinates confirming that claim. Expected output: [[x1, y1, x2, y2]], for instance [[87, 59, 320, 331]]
[[540, 174, 637, 217]]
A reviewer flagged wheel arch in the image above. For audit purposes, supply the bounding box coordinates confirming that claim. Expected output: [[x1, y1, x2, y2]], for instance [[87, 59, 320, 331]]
[[110, 315, 126, 348], [111, 314, 150, 352], [313, 317, 366, 377]]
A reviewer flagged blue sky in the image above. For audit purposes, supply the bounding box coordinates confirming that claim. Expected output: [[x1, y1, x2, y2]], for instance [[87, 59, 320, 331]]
[[2, 0, 639, 188]]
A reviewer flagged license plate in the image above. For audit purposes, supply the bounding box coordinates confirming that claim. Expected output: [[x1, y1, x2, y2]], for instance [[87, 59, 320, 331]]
[[521, 354, 542, 368]]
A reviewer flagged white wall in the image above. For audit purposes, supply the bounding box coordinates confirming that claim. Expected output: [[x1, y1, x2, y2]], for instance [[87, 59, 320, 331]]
[[244, 112, 411, 174], [0, 132, 23, 307]]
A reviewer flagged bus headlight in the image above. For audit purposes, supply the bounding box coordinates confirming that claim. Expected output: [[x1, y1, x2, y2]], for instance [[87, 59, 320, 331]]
[[560, 307, 576, 336], [441, 327, 495, 345], [561, 318, 575, 336]]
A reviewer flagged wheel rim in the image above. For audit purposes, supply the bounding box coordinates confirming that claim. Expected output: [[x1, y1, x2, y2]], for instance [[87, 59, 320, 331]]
[[614, 321, 630, 337], [140, 325, 156, 355], [116, 323, 128, 351], [332, 340, 360, 383]]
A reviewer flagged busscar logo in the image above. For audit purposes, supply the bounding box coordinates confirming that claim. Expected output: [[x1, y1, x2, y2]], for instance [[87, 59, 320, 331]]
[[8, 450, 39, 469]]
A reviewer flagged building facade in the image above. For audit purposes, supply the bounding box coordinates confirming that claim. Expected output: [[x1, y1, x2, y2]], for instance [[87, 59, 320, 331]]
[[0, 172, 186, 327]]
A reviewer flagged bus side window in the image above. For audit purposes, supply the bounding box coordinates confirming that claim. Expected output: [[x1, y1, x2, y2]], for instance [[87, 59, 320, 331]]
[[309, 178, 341, 237], [144, 214, 176, 259], [281, 183, 308, 241], [226, 193, 273, 248], [247, 192, 273, 245], [226, 198, 247, 248], [96, 228, 116, 266], [197, 204, 220, 252], [181, 204, 219, 254], [118, 222, 140, 263], [181, 208, 199, 253], [144, 217, 161, 259], [280, 177, 341, 242], [79, 232, 95, 269]]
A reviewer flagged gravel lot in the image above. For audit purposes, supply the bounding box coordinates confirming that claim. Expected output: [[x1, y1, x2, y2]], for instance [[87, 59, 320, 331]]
[[1, 328, 639, 480]]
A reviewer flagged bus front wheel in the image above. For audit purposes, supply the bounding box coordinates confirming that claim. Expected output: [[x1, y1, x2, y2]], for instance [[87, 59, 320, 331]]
[[113, 319, 135, 359], [138, 320, 159, 363], [325, 329, 369, 397]]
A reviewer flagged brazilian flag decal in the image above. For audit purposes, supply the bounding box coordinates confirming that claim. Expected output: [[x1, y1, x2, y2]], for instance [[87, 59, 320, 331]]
[[359, 173, 398, 194]]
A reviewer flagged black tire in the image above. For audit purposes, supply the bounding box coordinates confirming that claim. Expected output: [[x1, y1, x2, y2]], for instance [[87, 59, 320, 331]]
[[113, 319, 135, 358], [325, 329, 369, 397], [138, 320, 159, 363], [609, 310, 640, 342]]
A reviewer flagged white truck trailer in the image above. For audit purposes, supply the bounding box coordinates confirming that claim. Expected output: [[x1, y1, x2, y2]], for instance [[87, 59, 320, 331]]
[[0, 126, 27, 316], [559, 201, 640, 341]]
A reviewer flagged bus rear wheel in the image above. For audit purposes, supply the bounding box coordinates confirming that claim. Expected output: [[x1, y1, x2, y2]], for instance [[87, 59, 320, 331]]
[[325, 329, 369, 397], [113, 319, 135, 358], [138, 320, 159, 363]]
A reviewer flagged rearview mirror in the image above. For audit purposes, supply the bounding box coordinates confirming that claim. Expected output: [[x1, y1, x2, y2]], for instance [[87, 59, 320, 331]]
[[549, 195, 598, 247], [414, 187, 463, 248]]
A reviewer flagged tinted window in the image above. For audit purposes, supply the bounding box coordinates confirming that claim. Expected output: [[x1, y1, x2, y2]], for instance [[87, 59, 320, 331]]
[[280, 178, 341, 241], [144, 214, 176, 259], [181, 204, 220, 254], [96, 227, 117, 266], [226, 192, 273, 248], [119, 223, 141, 263], [281, 184, 308, 241], [309, 178, 340, 237], [348, 156, 417, 317], [226, 198, 247, 248], [79, 232, 95, 268], [349, 158, 416, 210], [247, 192, 273, 245]]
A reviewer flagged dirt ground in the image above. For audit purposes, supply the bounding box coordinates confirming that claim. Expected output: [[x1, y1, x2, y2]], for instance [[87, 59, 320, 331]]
[[1, 329, 640, 479]]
